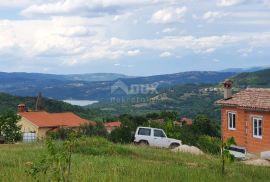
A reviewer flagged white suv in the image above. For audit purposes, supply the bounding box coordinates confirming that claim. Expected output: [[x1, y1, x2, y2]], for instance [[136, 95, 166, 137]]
[[134, 127, 182, 149]]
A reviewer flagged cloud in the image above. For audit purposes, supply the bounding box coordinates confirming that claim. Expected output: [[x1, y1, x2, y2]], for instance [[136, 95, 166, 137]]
[[127, 49, 140, 56], [162, 28, 176, 33], [160, 51, 172, 57], [57, 26, 96, 37], [1, 17, 270, 66], [238, 47, 253, 56], [0, 0, 34, 8], [21, 0, 172, 17], [217, 0, 245, 6], [150, 6, 187, 24], [62, 59, 79, 66], [202, 11, 228, 23]]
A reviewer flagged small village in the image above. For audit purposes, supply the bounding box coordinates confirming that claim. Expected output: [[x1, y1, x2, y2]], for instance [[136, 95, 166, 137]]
[[2, 80, 270, 163], [1, 0, 270, 181]]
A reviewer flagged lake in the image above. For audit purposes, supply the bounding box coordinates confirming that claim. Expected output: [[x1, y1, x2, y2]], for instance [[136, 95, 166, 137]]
[[63, 100, 99, 106]]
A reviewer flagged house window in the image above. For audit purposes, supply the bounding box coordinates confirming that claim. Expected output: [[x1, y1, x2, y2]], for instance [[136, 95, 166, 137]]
[[253, 117, 262, 139], [228, 112, 236, 130]]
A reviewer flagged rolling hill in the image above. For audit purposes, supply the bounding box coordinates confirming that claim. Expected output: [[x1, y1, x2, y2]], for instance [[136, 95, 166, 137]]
[[231, 68, 270, 87], [0, 71, 236, 100], [0, 72, 130, 82]]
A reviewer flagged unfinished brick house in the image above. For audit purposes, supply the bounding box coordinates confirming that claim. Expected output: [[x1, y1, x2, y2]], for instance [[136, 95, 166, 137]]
[[216, 80, 270, 156]]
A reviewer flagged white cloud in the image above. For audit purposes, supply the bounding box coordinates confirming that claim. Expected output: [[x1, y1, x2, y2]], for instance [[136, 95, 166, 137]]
[[217, 0, 245, 6], [160, 51, 172, 57], [127, 49, 140, 56], [113, 12, 133, 21], [21, 0, 173, 17], [150, 6, 187, 24], [202, 11, 228, 23], [57, 26, 96, 37], [162, 28, 176, 33], [264, 0, 270, 5], [62, 59, 79, 66], [238, 47, 253, 56], [1, 17, 270, 64], [0, 0, 34, 8]]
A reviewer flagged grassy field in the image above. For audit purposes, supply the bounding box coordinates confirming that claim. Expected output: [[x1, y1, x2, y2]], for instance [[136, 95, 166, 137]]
[[0, 138, 270, 182]]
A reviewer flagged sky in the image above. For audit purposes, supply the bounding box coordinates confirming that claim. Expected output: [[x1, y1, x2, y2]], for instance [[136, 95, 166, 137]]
[[0, 0, 270, 76]]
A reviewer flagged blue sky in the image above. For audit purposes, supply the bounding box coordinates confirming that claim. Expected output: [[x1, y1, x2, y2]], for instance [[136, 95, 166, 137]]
[[0, 0, 270, 76]]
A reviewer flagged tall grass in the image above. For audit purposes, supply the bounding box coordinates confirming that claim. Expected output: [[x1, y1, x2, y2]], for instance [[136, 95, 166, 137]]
[[0, 138, 269, 181]]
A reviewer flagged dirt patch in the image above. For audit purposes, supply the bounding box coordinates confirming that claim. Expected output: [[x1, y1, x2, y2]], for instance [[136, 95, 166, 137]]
[[243, 159, 270, 166], [171, 145, 204, 155]]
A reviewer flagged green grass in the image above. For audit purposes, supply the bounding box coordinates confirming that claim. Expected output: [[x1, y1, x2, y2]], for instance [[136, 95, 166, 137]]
[[0, 138, 270, 182]]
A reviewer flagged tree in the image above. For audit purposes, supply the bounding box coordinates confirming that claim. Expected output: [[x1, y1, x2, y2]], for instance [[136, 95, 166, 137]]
[[0, 110, 22, 143], [191, 115, 220, 137], [221, 137, 236, 175], [160, 111, 178, 120], [27, 135, 77, 181]]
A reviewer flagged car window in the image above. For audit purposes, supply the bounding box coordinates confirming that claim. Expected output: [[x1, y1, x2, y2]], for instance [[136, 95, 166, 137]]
[[154, 130, 165, 137], [138, 128, 151, 136], [225, 146, 246, 154]]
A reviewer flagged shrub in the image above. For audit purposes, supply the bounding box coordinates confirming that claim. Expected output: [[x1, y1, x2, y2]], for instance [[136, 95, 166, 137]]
[[0, 110, 22, 143], [197, 135, 221, 155], [109, 126, 133, 144], [48, 128, 75, 140], [79, 122, 107, 137], [27, 136, 76, 181]]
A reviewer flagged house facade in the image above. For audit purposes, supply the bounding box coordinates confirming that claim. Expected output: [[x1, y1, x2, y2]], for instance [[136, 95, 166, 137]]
[[17, 104, 95, 140], [216, 80, 270, 155]]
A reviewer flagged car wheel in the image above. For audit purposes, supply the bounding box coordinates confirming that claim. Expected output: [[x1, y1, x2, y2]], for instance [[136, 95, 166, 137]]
[[139, 141, 148, 147], [169, 143, 180, 149]]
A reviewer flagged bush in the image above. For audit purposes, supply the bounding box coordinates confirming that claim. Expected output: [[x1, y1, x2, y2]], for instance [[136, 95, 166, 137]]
[[0, 110, 22, 143], [197, 135, 221, 155], [48, 128, 75, 140], [109, 127, 133, 144], [79, 122, 107, 137]]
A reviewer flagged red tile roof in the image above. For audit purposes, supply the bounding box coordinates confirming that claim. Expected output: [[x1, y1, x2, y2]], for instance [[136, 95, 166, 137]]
[[216, 88, 270, 111], [19, 111, 95, 128], [181, 117, 193, 125], [104, 121, 121, 127]]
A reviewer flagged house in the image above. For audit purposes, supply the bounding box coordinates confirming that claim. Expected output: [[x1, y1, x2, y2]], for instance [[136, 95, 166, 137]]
[[216, 80, 270, 156], [181, 117, 193, 125], [104, 121, 121, 133], [17, 103, 95, 140], [174, 117, 193, 127]]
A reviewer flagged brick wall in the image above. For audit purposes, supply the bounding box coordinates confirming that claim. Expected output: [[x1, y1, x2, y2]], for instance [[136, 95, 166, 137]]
[[221, 106, 270, 154]]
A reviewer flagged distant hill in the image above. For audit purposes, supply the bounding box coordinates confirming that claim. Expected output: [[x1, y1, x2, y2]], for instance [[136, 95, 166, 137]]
[[120, 71, 236, 85], [0, 71, 236, 100], [0, 72, 130, 82], [231, 68, 270, 87], [220, 66, 269, 73]]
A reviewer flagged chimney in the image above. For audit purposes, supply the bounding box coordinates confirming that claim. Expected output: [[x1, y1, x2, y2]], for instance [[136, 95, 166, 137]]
[[223, 79, 233, 100], [18, 103, 26, 113]]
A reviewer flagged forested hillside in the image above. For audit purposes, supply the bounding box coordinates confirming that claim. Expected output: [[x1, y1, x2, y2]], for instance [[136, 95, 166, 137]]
[[0, 92, 106, 121], [0, 71, 235, 100], [232, 68, 270, 87]]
